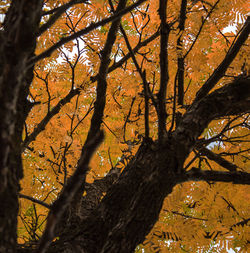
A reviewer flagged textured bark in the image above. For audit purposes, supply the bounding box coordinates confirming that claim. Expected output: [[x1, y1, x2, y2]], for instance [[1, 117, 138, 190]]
[[44, 141, 180, 253], [0, 1, 43, 252]]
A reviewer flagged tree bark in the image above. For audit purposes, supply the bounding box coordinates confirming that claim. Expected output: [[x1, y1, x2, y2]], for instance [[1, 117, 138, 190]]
[[0, 1, 43, 252], [45, 141, 180, 253]]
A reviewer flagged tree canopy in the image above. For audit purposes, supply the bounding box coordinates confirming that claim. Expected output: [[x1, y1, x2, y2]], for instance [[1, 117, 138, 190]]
[[0, 0, 249, 252]]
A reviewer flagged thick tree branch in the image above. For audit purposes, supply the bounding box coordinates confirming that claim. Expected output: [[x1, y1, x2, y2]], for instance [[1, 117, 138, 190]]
[[31, 0, 147, 64], [197, 146, 237, 172], [184, 167, 250, 185], [21, 88, 81, 151], [22, 32, 160, 151], [174, 77, 250, 157], [194, 16, 250, 102], [172, 77, 250, 173], [84, 0, 127, 143], [169, 0, 187, 132], [37, 1, 128, 251], [23, 30, 160, 150], [0, 1, 43, 251]]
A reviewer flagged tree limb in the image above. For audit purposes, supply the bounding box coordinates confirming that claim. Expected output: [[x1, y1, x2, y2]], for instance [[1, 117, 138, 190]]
[[37, 1, 128, 251], [184, 167, 250, 185], [21, 88, 81, 151], [184, 0, 220, 59], [158, 0, 170, 140], [19, 194, 50, 209], [196, 146, 237, 172], [176, 0, 187, 106], [194, 16, 250, 102], [30, 0, 147, 64], [38, 0, 88, 36], [174, 77, 250, 158], [106, 30, 160, 78], [37, 130, 104, 253]]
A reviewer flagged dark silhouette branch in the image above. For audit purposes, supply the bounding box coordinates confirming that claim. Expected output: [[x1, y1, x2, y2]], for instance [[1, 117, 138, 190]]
[[38, 0, 88, 36], [169, 0, 187, 132], [19, 194, 51, 209], [91, 30, 161, 82], [22, 31, 160, 152], [197, 146, 237, 172], [23, 32, 160, 150], [184, 0, 220, 59], [109, 0, 152, 139], [158, 0, 170, 140], [37, 1, 128, 251], [172, 77, 250, 173], [174, 77, 250, 156], [31, 0, 147, 64], [177, 0, 187, 106], [194, 16, 250, 102], [184, 168, 250, 185], [37, 130, 104, 253], [84, 0, 127, 144], [164, 209, 208, 221], [21, 88, 81, 151]]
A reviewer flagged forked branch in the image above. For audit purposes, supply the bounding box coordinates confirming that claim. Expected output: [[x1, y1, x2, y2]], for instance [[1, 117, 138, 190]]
[[196, 147, 237, 172], [31, 0, 147, 64]]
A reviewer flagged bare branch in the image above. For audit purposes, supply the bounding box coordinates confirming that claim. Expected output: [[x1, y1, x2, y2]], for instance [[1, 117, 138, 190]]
[[37, 1, 128, 251], [22, 31, 159, 152], [164, 209, 208, 221], [19, 194, 50, 209], [184, 0, 220, 59], [84, 0, 128, 144], [169, 0, 188, 132], [110, 0, 152, 139], [89, 31, 160, 84], [37, 130, 104, 253]]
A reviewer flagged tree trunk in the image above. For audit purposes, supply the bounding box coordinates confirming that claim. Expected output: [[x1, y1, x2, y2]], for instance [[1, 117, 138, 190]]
[[42, 140, 181, 253], [0, 1, 43, 252]]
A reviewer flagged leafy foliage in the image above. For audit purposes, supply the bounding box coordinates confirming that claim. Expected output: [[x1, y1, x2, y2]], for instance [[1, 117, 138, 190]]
[[0, 0, 249, 252]]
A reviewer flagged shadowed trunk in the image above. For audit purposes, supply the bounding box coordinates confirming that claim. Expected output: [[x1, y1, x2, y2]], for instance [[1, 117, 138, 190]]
[[0, 1, 43, 252], [43, 140, 181, 253]]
